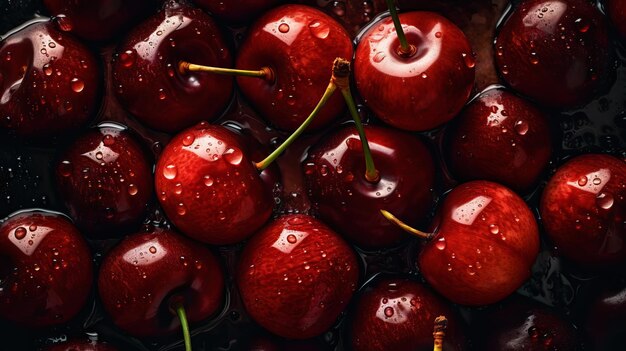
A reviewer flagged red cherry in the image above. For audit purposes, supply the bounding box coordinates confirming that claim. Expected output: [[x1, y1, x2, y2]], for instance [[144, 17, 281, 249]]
[[237, 214, 359, 339], [55, 123, 153, 238], [43, 0, 156, 42], [0, 20, 100, 138], [540, 154, 626, 267], [607, 0, 626, 41], [112, 1, 233, 133], [236, 4, 353, 131], [194, 0, 281, 23], [97, 228, 224, 337], [155, 123, 272, 245], [354, 11, 475, 131], [304, 124, 435, 248], [0, 210, 93, 327], [494, 0, 612, 108], [444, 88, 553, 193], [418, 180, 540, 306], [349, 277, 467, 351], [43, 335, 118, 351]]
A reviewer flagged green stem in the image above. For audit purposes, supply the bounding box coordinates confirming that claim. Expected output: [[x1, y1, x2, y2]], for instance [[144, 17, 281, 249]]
[[175, 304, 192, 351], [385, 0, 412, 55], [179, 61, 274, 81], [380, 209, 433, 240]]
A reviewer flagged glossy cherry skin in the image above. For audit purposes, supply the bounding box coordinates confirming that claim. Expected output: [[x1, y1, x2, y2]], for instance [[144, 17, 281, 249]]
[[540, 154, 626, 268], [43, 337, 119, 351], [43, 0, 156, 42], [55, 123, 153, 238], [444, 88, 553, 193], [98, 228, 224, 337], [354, 11, 475, 131], [0, 210, 93, 327], [607, 0, 626, 41], [494, 0, 612, 108], [155, 123, 273, 245], [303, 124, 435, 248], [236, 4, 353, 131], [0, 20, 100, 138], [194, 0, 282, 23], [419, 180, 540, 306], [474, 296, 583, 350], [349, 277, 467, 351], [237, 214, 359, 339], [113, 1, 233, 133]]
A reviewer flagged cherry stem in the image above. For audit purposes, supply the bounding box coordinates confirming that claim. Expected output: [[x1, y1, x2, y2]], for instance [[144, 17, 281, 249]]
[[255, 58, 347, 171], [178, 61, 274, 82], [334, 58, 380, 183], [379, 209, 433, 240], [433, 315, 448, 351], [174, 303, 192, 351], [384, 0, 413, 56]]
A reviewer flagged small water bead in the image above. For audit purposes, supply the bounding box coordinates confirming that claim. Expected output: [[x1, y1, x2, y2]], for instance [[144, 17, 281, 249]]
[[529, 52, 539, 65], [421, 73, 428, 79], [59, 160, 72, 177], [596, 193, 614, 210], [177, 203, 187, 216], [287, 234, 297, 244], [128, 184, 138, 196], [514, 120, 529, 135], [203, 175, 214, 187], [373, 52, 386, 63], [70, 78, 84, 93], [384, 306, 394, 317], [578, 176, 588, 186], [149, 246, 157, 254], [29, 225, 37, 232], [309, 20, 330, 39], [119, 50, 136, 68], [592, 177, 602, 185], [43, 63, 53, 76], [467, 265, 476, 276], [183, 134, 195, 147], [489, 224, 499, 234], [461, 53, 475, 68], [158, 89, 167, 100], [574, 18, 590, 33], [14, 227, 27, 240], [163, 164, 177, 179], [435, 237, 446, 250], [223, 148, 243, 165], [278, 23, 290, 33], [174, 183, 183, 195], [435, 31, 442, 38]]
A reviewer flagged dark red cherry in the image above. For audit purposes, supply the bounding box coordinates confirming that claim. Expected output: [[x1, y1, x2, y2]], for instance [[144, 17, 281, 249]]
[[43, 334, 119, 351], [55, 123, 153, 238], [98, 228, 224, 337], [444, 88, 553, 193], [155, 123, 272, 245], [540, 154, 626, 268], [0, 20, 100, 138], [354, 11, 475, 131], [304, 124, 435, 248], [237, 214, 359, 339], [607, 0, 626, 41], [0, 210, 93, 327], [349, 276, 467, 351], [43, 0, 157, 42], [236, 4, 353, 131], [112, 1, 233, 133], [419, 181, 540, 306], [194, 0, 282, 23], [494, 0, 612, 108]]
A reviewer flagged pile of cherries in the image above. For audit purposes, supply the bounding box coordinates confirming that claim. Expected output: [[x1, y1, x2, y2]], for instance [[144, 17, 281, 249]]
[[0, 0, 625, 350]]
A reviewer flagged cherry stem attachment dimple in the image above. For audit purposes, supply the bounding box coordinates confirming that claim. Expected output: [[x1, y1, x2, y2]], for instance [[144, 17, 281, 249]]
[[174, 303, 192, 351], [433, 315, 448, 351], [178, 61, 274, 82], [255, 58, 347, 171], [384, 0, 413, 56], [333, 59, 379, 183], [379, 209, 433, 240]]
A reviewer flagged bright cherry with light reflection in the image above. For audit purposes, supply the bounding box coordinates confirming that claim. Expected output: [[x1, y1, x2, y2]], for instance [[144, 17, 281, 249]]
[[98, 228, 224, 337], [540, 154, 626, 268], [237, 214, 359, 339], [418, 180, 539, 306], [494, 0, 612, 108], [112, 1, 233, 133], [194, 0, 281, 23], [304, 124, 435, 248], [155, 122, 273, 245], [444, 88, 553, 193], [349, 277, 467, 351], [0, 210, 93, 327], [354, 11, 475, 131], [55, 123, 153, 238], [0, 20, 100, 138]]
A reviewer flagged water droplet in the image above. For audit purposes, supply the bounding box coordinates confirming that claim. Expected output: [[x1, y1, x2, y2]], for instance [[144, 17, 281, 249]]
[[435, 31, 442, 38], [95, 151, 103, 160], [149, 246, 157, 254], [384, 306, 394, 317], [14, 227, 27, 240], [177, 203, 187, 216], [514, 120, 529, 135], [529, 52, 539, 65], [163, 164, 177, 179], [574, 18, 590, 33], [467, 265, 476, 275], [287, 234, 297, 244], [489, 224, 499, 234], [55, 15, 73, 31], [593, 177, 602, 185], [309, 20, 330, 39], [577, 176, 588, 186], [158, 88, 166, 100], [278, 23, 290, 33], [43, 63, 53, 76], [421, 72, 428, 79], [119, 50, 136, 68], [288, 216, 307, 225], [223, 148, 243, 165], [59, 160, 72, 177], [203, 175, 214, 186], [435, 237, 446, 250], [461, 53, 475, 68], [103, 134, 115, 146], [128, 184, 138, 196], [174, 182, 183, 195], [182, 134, 195, 146], [70, 78, 84, 92], [373, 52, 386, 63], [596, 193, 614, 210], [29, 225, 37, 232]]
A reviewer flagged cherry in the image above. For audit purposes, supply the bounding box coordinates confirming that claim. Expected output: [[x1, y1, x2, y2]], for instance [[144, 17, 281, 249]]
[[0, 210, 93, 327], [237, 214, 359, 339], [607, 0, 626, 41], [348, 276, 467, 351], [43, 334, 119, 350], [0, 20, 101, 138], [112, 1, 233, 133], [354, 8, 475, 131], [582, 282, 626, 350], [494, 0, 612, 108], [540, 154, 626, 268], [194, 0, 282, 23], [97, 228, 224, 338], [383, 180, 539, 306], [155, 122, 273, 245], [444, 87, 553, 193], [55, 123, 153, 238], [304, 124, 435, 248], [235, 4, 353, 131], [42, 0, 157, 42]]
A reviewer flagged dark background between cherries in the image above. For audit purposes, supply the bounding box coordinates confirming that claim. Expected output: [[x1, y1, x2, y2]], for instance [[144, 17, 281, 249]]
[[0, 0, 624, 350]]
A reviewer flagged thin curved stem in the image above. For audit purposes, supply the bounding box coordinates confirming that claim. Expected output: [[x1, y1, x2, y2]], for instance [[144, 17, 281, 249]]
[[175, 304, 192, 351], [379, 209, 433, 240], [178, 61, 273, 81], [385, 0, 412, 55]]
